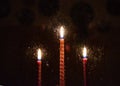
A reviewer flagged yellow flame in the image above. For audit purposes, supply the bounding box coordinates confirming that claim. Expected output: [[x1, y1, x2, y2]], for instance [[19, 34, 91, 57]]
[[83, 47, 87, 58], [37, 48, 42, 60], [60, 26, 64, 38]]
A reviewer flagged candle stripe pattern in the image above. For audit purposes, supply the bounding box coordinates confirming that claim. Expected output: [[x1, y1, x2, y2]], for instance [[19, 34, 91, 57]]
[[60, 39, 65, 86]]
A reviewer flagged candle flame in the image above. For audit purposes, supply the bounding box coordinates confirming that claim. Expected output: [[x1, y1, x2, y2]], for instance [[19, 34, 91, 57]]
[[37, 48, 42, 60], [60, 26, 64, 38], [83, 47, 87, 58]]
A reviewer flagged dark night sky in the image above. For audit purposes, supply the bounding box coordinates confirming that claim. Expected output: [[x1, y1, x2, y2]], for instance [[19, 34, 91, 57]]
[[0, 0, 120, 86]]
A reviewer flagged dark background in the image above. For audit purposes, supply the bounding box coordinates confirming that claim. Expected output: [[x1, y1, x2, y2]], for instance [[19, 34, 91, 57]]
[[0, 0, 120, 86]]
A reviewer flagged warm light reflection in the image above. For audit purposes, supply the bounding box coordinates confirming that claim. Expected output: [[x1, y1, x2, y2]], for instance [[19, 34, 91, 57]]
[[83, 47, 87, 58], [60, 26, 64, 38], [37, 48, 42, 60]]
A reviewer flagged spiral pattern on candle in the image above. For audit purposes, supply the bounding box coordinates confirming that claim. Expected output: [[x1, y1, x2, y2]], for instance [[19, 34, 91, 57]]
[[60, 39, 65, 86]]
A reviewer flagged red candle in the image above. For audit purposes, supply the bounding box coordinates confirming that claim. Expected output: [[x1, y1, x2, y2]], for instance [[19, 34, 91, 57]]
[[82, 47, 88, 86], [59, 26, 65, 86], [37, 49, 42, 86]]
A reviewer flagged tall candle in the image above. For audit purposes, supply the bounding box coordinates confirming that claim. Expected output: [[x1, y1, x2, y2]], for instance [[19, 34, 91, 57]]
[[37, 49, 42, 86], [82, 47, 87, 86], [59, 26, 65, 86]]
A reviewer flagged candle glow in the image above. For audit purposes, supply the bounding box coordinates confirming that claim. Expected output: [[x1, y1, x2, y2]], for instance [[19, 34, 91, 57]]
[[83, 47, 87, 58], [37, 49, 42, 61], [60, 26, 64, 38]]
